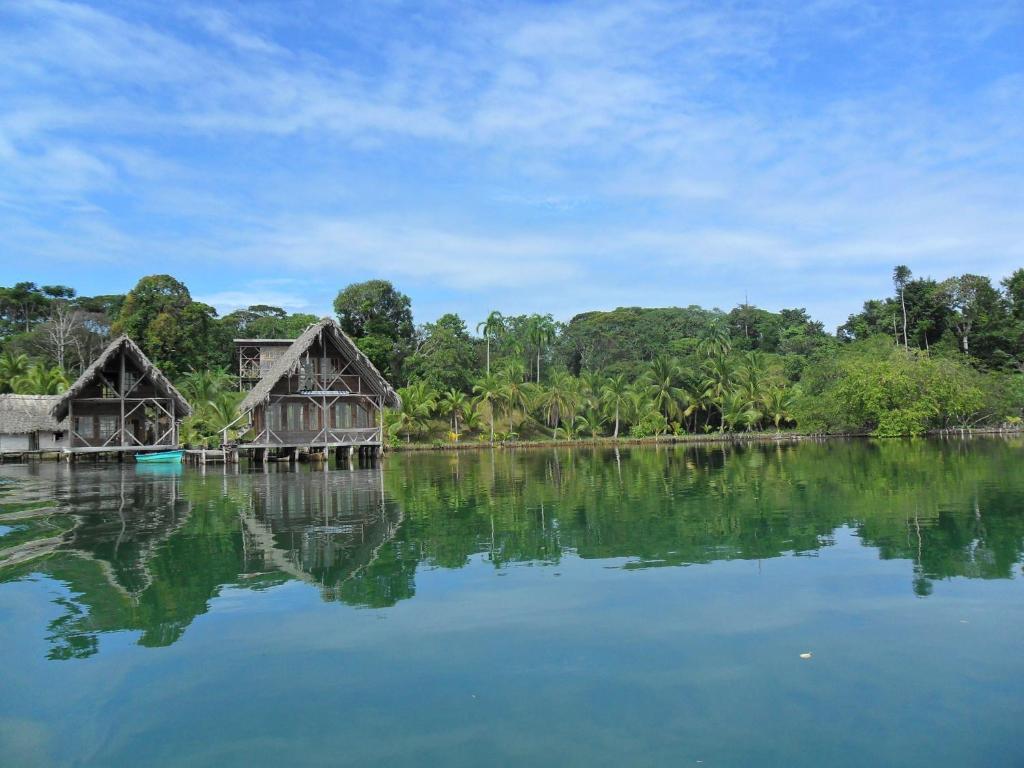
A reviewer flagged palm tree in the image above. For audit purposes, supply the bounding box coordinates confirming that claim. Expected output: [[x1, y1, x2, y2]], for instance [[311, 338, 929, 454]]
[[575, 408, 606, 438], [461, 405, 483, 434], [499, 360, 531, 435], [626, 384, 653, 422], [0, 352, 30, 393], [600, 374, 630, 438], [395, 381, 436, 442], [475, 311, 505, 375], [525, 314, 557, 384], [439, 389, 468, 433], [12, 364, 69, 395], [473, 372, 503, 444], [763, 387, 795, 431], [206, 391, 246, 445], [645, 357, 684, 421], [697, 323, 732, 359], [179, 368, 236, 405], [540, 370, 579, 438], [701, 355, 735, 431], [578, 370, 604, 410], [720, 391, 759, 432]]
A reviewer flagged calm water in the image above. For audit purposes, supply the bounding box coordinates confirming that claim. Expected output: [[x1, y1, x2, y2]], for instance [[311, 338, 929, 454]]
[[1, 439, 1023, 767]]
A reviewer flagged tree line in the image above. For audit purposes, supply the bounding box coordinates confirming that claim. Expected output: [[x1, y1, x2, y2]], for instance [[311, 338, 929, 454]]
[[3, 266, 1024, 442]]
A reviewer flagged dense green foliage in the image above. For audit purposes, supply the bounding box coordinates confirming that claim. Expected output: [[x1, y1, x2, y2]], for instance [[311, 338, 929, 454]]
[[3, 265, 1024, 438], [333, 279, 415, 379]]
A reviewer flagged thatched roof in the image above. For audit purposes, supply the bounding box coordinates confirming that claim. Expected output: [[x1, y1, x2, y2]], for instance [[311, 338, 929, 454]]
[[240, 317, 400, 412], [50, 336, 192, 421], [0, 395, 66, 434]]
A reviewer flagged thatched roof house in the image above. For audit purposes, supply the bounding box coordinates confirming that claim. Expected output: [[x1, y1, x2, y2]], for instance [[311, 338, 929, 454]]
[[0, 394, 67, 453], [49, 336, 191, 453], [232, 317, 398, 454], [240, 318, 400, 413], [51, 336, 191, 422]]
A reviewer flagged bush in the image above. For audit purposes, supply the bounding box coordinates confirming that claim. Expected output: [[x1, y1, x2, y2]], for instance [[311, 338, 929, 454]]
[[629, 412, 668, 438], [794, 338, 987, 436]]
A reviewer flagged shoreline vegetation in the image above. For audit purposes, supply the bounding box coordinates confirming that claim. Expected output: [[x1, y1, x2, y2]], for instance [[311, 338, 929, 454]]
[[4, 266, 1024, 448], [387, 425, 1024, 453]]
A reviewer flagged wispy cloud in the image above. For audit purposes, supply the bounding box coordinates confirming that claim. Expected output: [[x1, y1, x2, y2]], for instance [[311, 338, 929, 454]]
[[0, 0, 1021, 329]]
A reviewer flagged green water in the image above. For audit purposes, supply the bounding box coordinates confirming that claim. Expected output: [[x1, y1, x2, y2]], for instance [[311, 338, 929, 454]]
[[1, 439, 1023, 767]]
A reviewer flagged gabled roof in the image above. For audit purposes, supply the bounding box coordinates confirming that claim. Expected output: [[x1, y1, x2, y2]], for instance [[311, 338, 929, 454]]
[[239, 317, 400, 412], [0, 394, 65, 433], [50, 336, 193, 421]]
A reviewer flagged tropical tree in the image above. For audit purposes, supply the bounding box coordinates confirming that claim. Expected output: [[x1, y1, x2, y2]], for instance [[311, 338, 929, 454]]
[[473, 373, 504, 444], [525, 314, 557, 383], [476, 311, 505, 376], [763, 388, 795, 431], [0, 351, 30, 393], [394, 381, 436, 442], [645, 357, 684, 421], [720, 391, 759, 432], [179, 368, 236, 406], [499, 360, 532, 434], [12, 363, 69, 395], [893, 265, 911, 348], [461, 405, 483, 435], [540, 370, 579, 437], [576, 407, 606, 438], [600, 374, 630, 438], [439, 388, 469, 433], [697, 322, 732, 359], [702, 356, 735, 430]]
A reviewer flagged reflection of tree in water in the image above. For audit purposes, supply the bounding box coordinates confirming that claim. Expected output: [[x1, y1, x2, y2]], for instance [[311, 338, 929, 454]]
[[0, 464, 407, 658], [2, 437, 1024, 659], [383, 438, 1024, 594]]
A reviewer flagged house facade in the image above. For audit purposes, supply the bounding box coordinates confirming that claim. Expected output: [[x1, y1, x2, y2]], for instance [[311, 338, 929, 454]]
[[228, 318, 400, 457], [49, 336, 192, 454], [0, 394, 67, 454]]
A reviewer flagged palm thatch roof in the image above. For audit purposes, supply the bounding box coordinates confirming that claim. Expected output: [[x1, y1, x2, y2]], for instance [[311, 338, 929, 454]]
[[49, 336, 192, 421], [240, 317, 400, 412], [0, 395, 66, 434]]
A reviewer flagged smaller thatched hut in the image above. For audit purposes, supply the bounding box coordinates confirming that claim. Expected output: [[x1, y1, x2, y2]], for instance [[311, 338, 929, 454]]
[[49, 336, 192, 453], [0, 394, 67, 453]]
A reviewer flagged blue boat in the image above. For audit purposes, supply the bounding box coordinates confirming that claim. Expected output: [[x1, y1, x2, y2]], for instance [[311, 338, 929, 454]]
[[135, 450, 185, 464]]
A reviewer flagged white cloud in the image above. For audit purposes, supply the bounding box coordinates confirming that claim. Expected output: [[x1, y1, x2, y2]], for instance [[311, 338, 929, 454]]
[[0, 0, 1021, 329]]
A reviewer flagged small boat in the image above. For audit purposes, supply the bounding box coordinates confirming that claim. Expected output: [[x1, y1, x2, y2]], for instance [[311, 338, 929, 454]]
[[135, 450, 185, 464]]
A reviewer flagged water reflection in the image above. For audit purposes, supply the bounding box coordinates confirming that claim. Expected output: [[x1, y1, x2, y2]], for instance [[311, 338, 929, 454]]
[[1, 437, 1023, 659]]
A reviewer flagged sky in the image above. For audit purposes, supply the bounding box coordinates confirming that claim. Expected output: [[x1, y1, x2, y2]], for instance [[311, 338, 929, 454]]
[[1, 0, 1022, 331]]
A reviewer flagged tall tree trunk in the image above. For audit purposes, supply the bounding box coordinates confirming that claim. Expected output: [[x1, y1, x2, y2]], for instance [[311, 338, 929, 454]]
[[486, 338, 490, 375], [536, 349, 541, 384], [900, 289, 909, 348], [613, 405, 619, 439]]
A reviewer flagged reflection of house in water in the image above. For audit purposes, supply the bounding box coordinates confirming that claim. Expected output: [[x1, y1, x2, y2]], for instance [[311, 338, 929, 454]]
[[241, 467, 411, 606], [0, 464, 411, 659]]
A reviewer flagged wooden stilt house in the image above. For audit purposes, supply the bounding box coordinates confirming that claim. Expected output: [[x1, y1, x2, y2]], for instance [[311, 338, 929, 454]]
[[49, 336, 192, 454], [226, 318, 400, 455]]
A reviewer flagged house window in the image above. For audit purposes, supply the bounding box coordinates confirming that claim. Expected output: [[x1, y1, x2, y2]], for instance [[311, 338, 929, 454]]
[[332, 402, 351, 428], [74, 416, 92, 437], [122, 370, 138, 393], [97, 416, 118, 441], [267, 404, 282, 432], [287, 403, 304, 431]]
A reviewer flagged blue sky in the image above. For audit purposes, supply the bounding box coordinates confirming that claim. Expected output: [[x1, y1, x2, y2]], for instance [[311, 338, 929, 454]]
[[1, 1, 1021, 331]]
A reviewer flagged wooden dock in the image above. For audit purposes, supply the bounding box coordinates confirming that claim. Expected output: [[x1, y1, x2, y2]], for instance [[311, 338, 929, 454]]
[[185, 449, 229, 465]]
